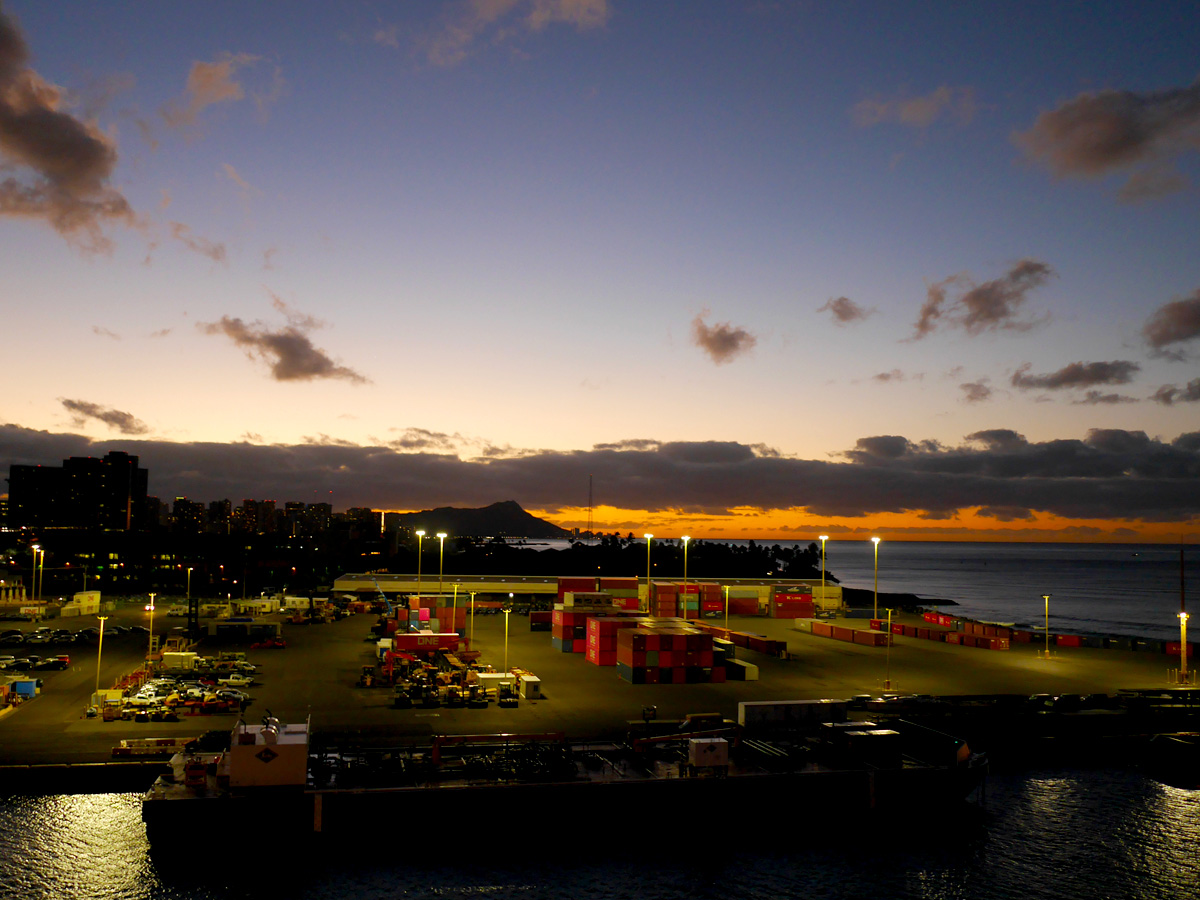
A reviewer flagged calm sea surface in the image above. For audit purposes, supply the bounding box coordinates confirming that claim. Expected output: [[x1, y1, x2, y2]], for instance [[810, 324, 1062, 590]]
[[813, 541, 1196, 642], [1, 769, 1198, 900]]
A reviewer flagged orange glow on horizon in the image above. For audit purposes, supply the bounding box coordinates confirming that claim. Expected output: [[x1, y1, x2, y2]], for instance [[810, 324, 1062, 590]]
[[524, 505, 1200, 544]]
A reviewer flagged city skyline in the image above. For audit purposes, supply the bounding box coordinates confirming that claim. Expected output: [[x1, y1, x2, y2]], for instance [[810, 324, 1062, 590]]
[[3, 2, 1200, 541]]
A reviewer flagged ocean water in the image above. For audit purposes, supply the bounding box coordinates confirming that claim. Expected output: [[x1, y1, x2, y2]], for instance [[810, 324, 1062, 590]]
[[1, 768, 1198, 900], [819, 541, 1196, 642]]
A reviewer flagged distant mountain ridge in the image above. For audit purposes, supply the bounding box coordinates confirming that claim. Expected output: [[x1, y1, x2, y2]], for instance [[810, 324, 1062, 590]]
[[396, 500, 570, 539]]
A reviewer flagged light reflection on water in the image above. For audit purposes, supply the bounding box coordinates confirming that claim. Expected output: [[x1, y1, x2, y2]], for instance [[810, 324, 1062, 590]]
[[1, 769, 1197, 900]]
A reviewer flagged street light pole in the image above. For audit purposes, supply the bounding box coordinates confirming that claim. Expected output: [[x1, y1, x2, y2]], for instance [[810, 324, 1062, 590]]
[[1042, 594, 1052, 659], [723, 584, 729, 631], [885, 607, 894, 690], [469, 591, 476, 647], [644, 534, 653, 612], [871, 537, 881, 620], [681, 536, 691, 621], [29, 545, 38, 605], [436, 532, 448, 598], [146, 593, 156, 664], [503, 606, 511, 674], [819, 535, 829, 609], [186, 567, 192, 601], [415, 530, 425, 602], [95, 615, 108, 696]]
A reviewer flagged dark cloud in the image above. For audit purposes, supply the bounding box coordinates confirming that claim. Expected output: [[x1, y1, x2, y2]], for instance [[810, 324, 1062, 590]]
[[59, 399, 149, 435], [912, 260, 1054, 339], [0, 6, 134, 251], [817, 296, 873, 325], [3, 424, 1200, 523], [92, 326, 120, 340], [1011, 360, 1140, 391], [1142, 291, 1200, 358], [872, 369, 905, 383], [960, 381, 992, 403], [198, 311, 368, 384], [1074, 391, 1138, 405], [691, 312, 757, 365], [1014, 78, 1200, 194], [1152, 378, 1200, 406]]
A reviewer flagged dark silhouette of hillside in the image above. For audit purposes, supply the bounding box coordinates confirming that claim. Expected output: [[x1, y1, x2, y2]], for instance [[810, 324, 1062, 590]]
[[398, 500, 570, 539]]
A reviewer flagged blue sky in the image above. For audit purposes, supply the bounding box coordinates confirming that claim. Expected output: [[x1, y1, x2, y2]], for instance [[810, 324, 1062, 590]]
[[3, 1, 1200, 540]]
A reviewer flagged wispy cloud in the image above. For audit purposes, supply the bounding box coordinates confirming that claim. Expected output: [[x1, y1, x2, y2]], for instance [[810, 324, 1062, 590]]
[[419, 0, 610, 66], [1014, 77, 1200, 199], [0, 6, 134, 252], [92, 326, 120, 340], [1142, 290, 1200, 359], [691, 311, 757, 365], [162, 52, 260, 127], [60, 399, 149, 435], [168, 221, 226, 263], [911, 259, 1054, 340], [817, 296, 873, 325], [852, 85, 979, 128]]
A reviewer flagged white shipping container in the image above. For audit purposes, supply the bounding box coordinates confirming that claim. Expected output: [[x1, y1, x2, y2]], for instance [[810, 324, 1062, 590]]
[[688, 737, 729, 767]]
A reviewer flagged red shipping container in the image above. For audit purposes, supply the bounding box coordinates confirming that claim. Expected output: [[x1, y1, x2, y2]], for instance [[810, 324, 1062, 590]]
[[1166, 642, 1195, 657], [811, 623, 832, 638], [1012, 630, 1033, 643], [917, 628, 931, 640], [945, 632, 961, 645], [869, 619, 884, 631], [572, 638, 587, 653], [586, 646, 617, 666], [891, 624, 904, 635], [710, 666, 727, 683], [1055, 635, 1082, 648], [728, 598, 760, 615]]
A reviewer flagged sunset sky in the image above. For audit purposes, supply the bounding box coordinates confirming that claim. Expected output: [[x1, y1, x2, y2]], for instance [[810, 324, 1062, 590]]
[[3, 1, 1200, 542]]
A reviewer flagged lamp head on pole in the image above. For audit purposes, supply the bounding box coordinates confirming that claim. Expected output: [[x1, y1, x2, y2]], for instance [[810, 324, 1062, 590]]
[[871, 536, 881, 546]]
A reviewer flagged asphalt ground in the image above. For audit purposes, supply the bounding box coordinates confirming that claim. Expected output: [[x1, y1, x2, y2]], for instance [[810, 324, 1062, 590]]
[[0, 605, 1187, 766]]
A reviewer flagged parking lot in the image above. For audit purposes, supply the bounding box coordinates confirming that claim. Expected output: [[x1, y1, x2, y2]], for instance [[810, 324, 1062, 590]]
[[0, 603, 1187, 766]]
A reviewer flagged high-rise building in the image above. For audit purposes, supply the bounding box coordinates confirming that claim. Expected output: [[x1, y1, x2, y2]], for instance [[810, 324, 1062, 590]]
[[6, 451, 148, 530]]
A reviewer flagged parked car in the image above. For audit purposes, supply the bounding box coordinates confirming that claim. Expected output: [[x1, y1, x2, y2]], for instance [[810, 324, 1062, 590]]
[[0, 634, 25, 645], [215, 688, 251, 703], [250, 637, 287, 649], [217, 673, 254, 687], [33, 657, 68, 670]]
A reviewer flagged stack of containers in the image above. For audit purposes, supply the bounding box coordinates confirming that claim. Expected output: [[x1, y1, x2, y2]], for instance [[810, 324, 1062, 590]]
[[770, 587, 815, 618], [551, 607, 600, 653], [616, 624, 724, 684], [649, 582, 678, 617], [557, 576, 597, 602], [725, 586, 761, 616], [599, 577, 641, 610], [585, 616, 642, 665], [434, 603, 466, 635]]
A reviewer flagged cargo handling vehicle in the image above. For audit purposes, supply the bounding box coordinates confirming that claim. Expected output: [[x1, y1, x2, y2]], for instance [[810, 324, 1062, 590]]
[[141, 700, 989, 852]]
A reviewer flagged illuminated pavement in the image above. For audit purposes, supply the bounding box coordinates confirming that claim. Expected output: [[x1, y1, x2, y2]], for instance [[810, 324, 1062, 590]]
[[0, 605, 1187, 769]]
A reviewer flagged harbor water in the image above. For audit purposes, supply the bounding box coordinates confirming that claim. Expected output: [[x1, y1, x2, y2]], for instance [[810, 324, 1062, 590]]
[[0, 768, 1198, 899], [818, 541, 1196, 643]]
